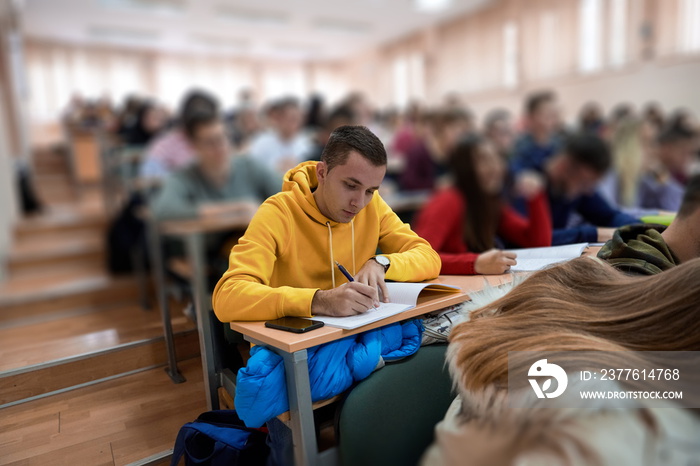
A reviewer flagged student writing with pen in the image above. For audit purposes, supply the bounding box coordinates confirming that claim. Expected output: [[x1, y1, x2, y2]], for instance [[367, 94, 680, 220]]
[[212, 125, 439, 323], [212, 126, 441, 465]]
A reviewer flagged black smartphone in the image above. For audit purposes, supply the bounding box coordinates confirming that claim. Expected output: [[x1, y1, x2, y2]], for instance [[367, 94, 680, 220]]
[[264, 317, 325, 333]]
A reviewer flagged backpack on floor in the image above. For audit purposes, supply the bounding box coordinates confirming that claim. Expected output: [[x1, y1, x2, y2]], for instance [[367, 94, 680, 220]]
[[171, 410, 269, 466]]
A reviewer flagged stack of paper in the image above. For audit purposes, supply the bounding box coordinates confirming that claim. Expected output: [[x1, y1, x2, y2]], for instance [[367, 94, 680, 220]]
[[309, 282, 461, 330], [508, 243, 589, 272]]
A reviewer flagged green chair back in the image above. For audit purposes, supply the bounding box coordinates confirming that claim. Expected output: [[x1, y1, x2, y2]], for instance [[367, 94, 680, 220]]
[[337, 344, 454, 466]]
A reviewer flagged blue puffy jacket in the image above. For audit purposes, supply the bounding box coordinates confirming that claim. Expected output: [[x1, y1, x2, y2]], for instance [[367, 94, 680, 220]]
[[235, 320, 424, 427]]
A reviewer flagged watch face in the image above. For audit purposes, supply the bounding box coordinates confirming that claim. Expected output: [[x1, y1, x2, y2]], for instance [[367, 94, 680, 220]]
[[375, 255, 390, 267]]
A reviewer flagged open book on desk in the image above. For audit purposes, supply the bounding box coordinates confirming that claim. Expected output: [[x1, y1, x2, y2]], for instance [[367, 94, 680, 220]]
[[508, 242, 589, 272], [308, 282, 461, 330]]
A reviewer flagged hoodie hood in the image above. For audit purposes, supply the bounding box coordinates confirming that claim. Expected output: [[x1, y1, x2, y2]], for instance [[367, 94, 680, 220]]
[[282, 161, 340, 226], [597, 224, 679, 275]]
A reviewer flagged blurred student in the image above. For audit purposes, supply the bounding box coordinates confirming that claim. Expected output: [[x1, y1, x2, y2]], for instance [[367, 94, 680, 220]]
[[598, 116, 657, 211], [578, 101, 605, 136], [248, 97, 312, 175], [401, 108, 471, 192], [598, 175, 700, 275], [140, 90, 219, 180], [151, 112, 280, 221], [483, 109, 515, 161], [123, 101, 166, 147], [638, 123, 699, 211], [415, 136, 551, 275], [536, 133, 639, 245], [511, 90, 562, 173], [305, 105, 356, 162]]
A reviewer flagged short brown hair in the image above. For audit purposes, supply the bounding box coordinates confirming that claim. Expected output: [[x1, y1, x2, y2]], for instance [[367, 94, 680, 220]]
[[321, 125, 387, 172]]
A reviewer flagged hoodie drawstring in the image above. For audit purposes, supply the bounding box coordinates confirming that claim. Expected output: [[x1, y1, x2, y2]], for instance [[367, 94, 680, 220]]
[[327, 220, 356, 288], [326, 222, 335, 288]]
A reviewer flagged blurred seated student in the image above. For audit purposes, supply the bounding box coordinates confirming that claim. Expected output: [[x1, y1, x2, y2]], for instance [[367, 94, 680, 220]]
[[511, 90, 562, 173], [139, 89, 219, 181], [305, 104, 356, 162], [639, 121, 699, 211], [151, 111, 281, 276], [535, 133, 639, 245], [400, 107, 471, 192], [598, 116, 658, 213], [414, 136, 551, 275], [248, 97, 312, 175], [151, 112, 281, 222], [483, 109, 515, 161], [122, 101, 166, 147], [391, 101, 423, 158], [578, 101, 605, 136], [424, 257, 700, 466], [598, 174, 700, 275], [228, 105, 260, 153]]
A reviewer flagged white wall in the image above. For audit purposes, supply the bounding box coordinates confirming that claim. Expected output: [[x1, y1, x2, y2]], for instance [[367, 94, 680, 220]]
[[464, 58, 700, 125]]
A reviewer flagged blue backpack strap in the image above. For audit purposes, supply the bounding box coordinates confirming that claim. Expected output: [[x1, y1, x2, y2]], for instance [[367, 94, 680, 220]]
[[170, 422, 193, 466]]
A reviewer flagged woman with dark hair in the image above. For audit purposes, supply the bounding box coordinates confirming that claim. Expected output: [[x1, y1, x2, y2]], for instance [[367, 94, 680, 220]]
[[414, 135, 551, 275], [124, 101, 166, 146]]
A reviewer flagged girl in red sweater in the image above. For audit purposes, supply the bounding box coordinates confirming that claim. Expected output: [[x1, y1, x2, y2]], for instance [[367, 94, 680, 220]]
[[415, 136, 552, 274]]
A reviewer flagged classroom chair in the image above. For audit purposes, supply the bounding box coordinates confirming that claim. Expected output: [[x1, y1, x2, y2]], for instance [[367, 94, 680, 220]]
[[336, 343, 454, 466]]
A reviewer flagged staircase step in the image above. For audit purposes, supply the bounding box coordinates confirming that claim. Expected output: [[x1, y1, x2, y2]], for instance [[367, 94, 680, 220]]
[[14, 209, 106, 240], [0, 357, 206, 465], [0, 329, 200, 407], [7, 236, 105, 275], [0, 302, 194, 371], [0, 274, 143, 326]]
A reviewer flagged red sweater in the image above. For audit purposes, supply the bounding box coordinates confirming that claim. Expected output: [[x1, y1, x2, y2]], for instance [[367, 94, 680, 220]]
[[414, 187, 552, 275]]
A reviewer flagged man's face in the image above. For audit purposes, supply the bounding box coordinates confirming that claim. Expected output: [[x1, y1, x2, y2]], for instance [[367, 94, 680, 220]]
[[487, 118, 514, 154], [531, 100, 560, 136], [559, 157, 602, 199], [192, 121, 230, 169], [659, 140, 697, 176], [315, 151, 386, 223], [278, 106, 302, 140]]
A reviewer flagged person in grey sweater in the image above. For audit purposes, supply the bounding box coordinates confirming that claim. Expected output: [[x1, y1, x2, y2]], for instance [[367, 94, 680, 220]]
[[151, 111, 281, 276], [151, 112, 281, 221]]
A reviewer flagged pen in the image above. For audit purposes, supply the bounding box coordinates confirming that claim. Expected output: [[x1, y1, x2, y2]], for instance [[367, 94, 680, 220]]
[[335, 261, 354, 282]]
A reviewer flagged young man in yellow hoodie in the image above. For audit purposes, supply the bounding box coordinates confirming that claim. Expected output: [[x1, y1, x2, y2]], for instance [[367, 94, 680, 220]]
[[212, 125, 441, 322]]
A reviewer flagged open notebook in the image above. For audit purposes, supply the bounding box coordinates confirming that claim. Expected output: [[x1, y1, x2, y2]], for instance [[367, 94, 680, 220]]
[[508, 243, 589, 272], [308, 282, 461, 330]]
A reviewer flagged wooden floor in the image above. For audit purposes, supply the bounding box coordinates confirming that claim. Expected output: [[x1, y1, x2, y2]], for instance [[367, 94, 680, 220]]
[[0, 146, 205, 464], [0, 358, 207, 466]]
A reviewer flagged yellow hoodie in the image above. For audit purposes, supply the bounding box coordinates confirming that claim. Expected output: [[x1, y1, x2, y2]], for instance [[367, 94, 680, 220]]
[[212, 161, 441, 322]]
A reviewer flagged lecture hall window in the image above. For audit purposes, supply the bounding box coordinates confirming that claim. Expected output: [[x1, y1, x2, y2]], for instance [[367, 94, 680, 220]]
[[608, 0, 628, 68], [579, 0, 603, 74], [679, 0, 700, 53], [502, 21, 518, 88]]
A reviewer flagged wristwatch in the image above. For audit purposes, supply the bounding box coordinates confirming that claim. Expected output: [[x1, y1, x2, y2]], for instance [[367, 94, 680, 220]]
[[372, 255, 390, 272]]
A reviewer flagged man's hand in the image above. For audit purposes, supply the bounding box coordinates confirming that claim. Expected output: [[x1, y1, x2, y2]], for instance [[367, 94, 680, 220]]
[[597, 227, 616, 243], [311, 282, 379, 317], [474, 249, 517, 274], [514, 170, 545, 200], [355, 259, 390, 303]]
